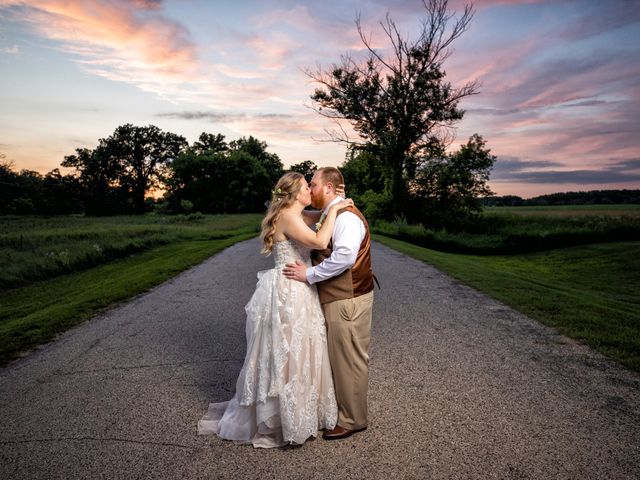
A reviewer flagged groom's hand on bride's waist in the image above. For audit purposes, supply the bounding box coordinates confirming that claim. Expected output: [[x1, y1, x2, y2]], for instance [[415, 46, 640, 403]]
[[283, 260, 308, 283]]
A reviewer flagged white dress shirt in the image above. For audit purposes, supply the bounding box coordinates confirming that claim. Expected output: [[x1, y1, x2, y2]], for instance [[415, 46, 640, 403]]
[[306, 196, 366, 285]]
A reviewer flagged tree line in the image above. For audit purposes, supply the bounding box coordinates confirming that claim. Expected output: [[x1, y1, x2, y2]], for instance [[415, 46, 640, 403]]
[[61, 126, 292, 216], [484, 190, 640, 207], [0, 128, 324, 217], [1, 122, 494, 227], [1, 129, 288, 216], [0, 158, 84, 215]]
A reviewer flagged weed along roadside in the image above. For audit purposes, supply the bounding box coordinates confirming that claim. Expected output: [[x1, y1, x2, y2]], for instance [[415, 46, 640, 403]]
[[0, 213, 261, 366], [0, 213, 262, 289]]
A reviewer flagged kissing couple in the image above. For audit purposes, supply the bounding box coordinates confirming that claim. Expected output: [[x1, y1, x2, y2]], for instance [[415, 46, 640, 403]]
[[198, 167, 375, 448]]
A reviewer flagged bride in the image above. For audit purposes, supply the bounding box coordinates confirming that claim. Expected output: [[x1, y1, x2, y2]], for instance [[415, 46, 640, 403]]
[[197, 172, 352, 448]]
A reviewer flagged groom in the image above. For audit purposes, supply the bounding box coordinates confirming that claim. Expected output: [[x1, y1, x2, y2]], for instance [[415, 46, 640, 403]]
[[283, 166, 375, 440]]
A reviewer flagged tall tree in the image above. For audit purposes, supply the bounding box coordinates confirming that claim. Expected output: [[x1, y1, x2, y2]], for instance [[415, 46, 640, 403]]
[[0, 154, 18, 214], [62, 146, 127, 215], [166, 150, 272, 213], [99, 124, 188, 214], [229, 136, 283, 184], [340, 149, 392, 219], [307, 0, 478, 220], [289, 160, 317, 182], [411, 133, 496, 227], [62, 125, 187, 215], [192, 132, 228, 155]]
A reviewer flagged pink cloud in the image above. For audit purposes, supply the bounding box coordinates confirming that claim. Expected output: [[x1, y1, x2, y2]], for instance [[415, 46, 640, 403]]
[[1, 1, 199, 89], [245, 33, 292, 70], [248, 3, 372, 63], [0, 0, 302, 108]]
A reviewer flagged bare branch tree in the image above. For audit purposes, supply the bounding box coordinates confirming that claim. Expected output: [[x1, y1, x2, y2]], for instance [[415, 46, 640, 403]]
[[304, 0, 479, 216]]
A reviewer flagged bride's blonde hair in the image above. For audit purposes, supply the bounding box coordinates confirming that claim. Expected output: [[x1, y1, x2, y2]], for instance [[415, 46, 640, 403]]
[[260, 172, 304, 255]]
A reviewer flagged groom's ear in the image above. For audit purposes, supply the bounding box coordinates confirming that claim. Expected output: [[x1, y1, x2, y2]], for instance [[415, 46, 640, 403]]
[[325, 182, 335, 193]]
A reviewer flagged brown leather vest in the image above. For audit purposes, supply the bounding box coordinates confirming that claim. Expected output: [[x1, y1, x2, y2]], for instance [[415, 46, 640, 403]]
[[311, 205, 374, 305]]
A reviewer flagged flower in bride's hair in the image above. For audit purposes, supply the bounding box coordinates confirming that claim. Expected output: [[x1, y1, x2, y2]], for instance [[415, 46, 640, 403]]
[[271, 187, 286, 203]]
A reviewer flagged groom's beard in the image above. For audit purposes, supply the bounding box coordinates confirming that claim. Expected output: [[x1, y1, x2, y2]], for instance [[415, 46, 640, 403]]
[[311, 192, 325, 210]]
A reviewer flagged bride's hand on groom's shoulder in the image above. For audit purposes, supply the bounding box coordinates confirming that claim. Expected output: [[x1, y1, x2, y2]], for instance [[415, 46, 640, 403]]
[[335, 198, 354, 210]]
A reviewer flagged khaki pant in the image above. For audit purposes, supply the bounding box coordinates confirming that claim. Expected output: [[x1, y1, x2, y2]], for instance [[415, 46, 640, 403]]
[[322, 290, 374, 430]]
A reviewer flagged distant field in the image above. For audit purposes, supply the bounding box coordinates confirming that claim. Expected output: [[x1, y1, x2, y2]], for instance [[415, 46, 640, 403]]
[[0, 213, 261, 365], [373, 204, 640, 255], [485, 204, 640, 217], [374, 235, 640, 373]]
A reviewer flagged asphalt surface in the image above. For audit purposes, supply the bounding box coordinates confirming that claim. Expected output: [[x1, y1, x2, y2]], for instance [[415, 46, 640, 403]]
[[1, 238, 639, 479]]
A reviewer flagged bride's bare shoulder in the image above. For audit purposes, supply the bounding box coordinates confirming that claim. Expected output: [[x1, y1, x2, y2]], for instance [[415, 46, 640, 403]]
[[277, 209, 301, 224], [272, 209, 298, 240]]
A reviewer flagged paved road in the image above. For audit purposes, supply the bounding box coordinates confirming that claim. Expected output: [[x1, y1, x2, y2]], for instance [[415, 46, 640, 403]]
[[1, 238, 639, 479]]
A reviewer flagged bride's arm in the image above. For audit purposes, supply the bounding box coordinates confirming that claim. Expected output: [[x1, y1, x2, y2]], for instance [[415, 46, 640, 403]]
[[301, 183, 346, 227], [301, 209, 321, 227], [282, 199, 353, 249]]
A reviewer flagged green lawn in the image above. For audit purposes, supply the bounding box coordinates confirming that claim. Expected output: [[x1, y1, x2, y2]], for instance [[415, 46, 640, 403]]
[[0, 213, 261, 365], [374, 234, 640, 372]]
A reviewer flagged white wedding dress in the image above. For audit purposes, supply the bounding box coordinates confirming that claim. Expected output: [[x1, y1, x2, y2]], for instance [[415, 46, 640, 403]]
[[197, 239, 337, 448]]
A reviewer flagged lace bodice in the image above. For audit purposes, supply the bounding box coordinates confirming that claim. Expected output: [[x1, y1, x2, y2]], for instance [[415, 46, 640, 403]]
[[272, 239, 312, 268]]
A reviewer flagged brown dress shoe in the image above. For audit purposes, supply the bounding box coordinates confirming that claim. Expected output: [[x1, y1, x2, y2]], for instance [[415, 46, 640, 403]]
[[322, 425, 367, 440]]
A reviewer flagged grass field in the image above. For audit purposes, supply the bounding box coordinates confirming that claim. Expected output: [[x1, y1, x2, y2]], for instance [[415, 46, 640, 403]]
[[485, 204, 640, 217], [0, 213, 262, 290], [373, 204, 640, 254], [0, 213, 261, 365], [374, 221, 640, 373]]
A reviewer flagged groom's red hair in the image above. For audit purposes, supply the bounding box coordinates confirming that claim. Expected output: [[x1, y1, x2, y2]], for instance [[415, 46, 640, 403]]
[[317, 167, 344, 193]]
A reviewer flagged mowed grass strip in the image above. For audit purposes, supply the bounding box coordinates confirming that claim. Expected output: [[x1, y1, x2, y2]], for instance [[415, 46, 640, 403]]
[[373, 234, 640, 372], [0, 230, 257, 366]]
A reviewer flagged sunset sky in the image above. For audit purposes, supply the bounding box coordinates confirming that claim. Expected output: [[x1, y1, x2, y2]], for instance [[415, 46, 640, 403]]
[[1, 0, 639, 198]]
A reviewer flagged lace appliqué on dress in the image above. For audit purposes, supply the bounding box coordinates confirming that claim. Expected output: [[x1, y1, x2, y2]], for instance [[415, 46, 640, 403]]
[[197, 239, 337, 448]]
